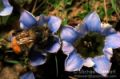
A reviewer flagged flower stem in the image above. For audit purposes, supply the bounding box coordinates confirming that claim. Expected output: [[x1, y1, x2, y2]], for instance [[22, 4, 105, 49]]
[[104, 0, 108, 22], [31, 0, 37, 14], [55, 55, 58, 77], [0, 17, 3, 24]]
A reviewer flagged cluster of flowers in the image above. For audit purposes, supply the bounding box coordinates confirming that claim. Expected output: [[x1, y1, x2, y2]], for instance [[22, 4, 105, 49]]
[[0, 0, 120, 79]]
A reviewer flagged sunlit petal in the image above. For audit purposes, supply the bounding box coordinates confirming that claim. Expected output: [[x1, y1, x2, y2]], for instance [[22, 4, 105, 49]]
[[48, 16, 62, 33], [19, 10, 37, 29], [101, 23, 116, 36], [20, 72, 35, 79], [105, 32, 120, 49], [0, 7, 13, 16], [0, 0, 13, 16], [83, 58, 95, 67], [61, 26, 79, 44], [83, 11, 101, 32], [103, 48, 113, 60], [65, 51, 84, 71], [62, 41, 75, 55], [93, 55, 112, 77]]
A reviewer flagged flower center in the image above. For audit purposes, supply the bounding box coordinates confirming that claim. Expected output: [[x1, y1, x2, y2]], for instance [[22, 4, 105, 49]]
[[32, 26, 55, 50], [74, 32, 104, 58]]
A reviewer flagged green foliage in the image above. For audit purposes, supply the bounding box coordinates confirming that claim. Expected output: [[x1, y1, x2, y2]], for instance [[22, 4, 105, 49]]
[[62, 18, 68, 26], [111, 0, 117, 12], [98, 6, 105, 19], [64, 0, 73, 5], [0, 0, 3, 11], [48, 0, 61, 8], [83, 2, 91, 11], [5, 60, 20, 64], [77, 2, 92, 19], [14, 0, 32, 7], [77, 11, 89, 19], [111, 0, 120, 18]]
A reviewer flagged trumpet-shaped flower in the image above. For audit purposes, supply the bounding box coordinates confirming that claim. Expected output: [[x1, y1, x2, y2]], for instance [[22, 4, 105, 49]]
[[0, 0, 13, 16], [61, 12, 119, 77], [16, 10, 61, 79], [19, 10, 61, 66]]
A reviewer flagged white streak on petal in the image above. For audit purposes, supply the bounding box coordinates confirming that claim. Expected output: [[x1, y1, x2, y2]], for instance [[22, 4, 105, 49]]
[[61, 26, 78, 44], [93, 55, 112, 77], [101, 23, 116, 36], [83, 11, 101, 32], [48, 16, 61, 33], [20, 10, 37, 29], [105, 32, 120, 48], [0, 7, 13, 16], [62, 41, 75, 55], [83, 58, 95, 67], [103, 48, 113, 60], [65, 51, 84, 71]]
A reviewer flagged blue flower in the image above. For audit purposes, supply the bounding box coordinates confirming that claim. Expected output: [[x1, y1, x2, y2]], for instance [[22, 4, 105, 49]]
[[20, 72, 35, 79], [0, 0, 13, 16], [18, 10, 61, 79], [20, 10, 62, 34], [19, 10, 61, 66], [61, 12, 119, 77]]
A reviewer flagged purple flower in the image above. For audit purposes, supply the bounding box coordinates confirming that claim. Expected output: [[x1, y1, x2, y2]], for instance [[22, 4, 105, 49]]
[[20, 72, 35, 79], [20, 10, 61, 34], [61, 12, 119, 77], [0, 0, 13, 16], [19, 10, 61, 66], [19, 10, 62, 79]]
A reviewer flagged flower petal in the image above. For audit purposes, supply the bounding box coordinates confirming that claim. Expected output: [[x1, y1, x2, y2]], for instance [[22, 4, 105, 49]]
[[2, 0, 11, 7], [93, 55, 112, 77], [48, 16, 62, 33], [105, 32, 120, 49], [20, 72, 35, 79], [61, 26, 79, 44], [78, 24, 88, 38], [29, 47, 47, 66], [0, 0, 13, 16], [83, 58, 95, 67], [46, 36, 61, 53], [62, 41, 75, 55], [82, 12, 101, 32], [103, 48, 113, 60], [19, 10, 37, 29], [101, 23, 116, 36], [65, 51, 84, 71], [38, 14, 49, 26]]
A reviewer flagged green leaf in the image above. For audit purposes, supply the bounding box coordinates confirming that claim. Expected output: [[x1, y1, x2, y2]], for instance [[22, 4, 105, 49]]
[[77, 11, 88, 19], [5, 60, 20, 64], [111, 0, 117, 12], [64, 0, 72, 5], [0, 0, 4, 11], [48, 0, 61, 8], [97, 6, 105, 19], [62, 18, 68, 26], [107, 9, 114, 16]]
